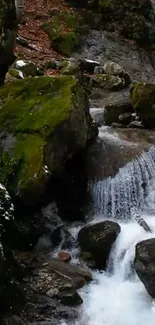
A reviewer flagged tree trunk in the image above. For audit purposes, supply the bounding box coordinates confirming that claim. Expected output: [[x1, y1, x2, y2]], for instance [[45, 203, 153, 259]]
[[0, 0, 21, 85]]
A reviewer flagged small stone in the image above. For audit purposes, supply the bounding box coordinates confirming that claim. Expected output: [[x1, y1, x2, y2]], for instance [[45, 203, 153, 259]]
[[58, 251, 71, 263], [128, 121, 144, 129]]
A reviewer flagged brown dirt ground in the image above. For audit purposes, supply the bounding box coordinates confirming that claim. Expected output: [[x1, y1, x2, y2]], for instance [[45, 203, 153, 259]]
[[15, 0, 75, 69]]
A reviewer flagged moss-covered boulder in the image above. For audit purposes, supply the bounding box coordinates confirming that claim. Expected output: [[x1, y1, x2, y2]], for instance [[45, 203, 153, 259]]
[[5, 60, 44, 83], [130, 82, 155, 128], [0, 76, 94, 206], [78, 221, 121, 269], [42, 13, 82, 56], [103, 61, 131, 87], [92, 74, 125, 90]]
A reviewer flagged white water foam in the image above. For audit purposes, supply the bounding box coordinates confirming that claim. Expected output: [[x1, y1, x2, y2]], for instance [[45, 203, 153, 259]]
[[79, 216, 155, 325]]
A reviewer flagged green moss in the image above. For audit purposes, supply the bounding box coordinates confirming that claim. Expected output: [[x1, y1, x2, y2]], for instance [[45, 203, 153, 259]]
[[92, 73, 124, 90], [52, 32, 80, 57], [42, 13, 81, 56], [61, 62, 79, 75], [130, 82, 155, 127], [9, 69, 22, 79], [0, 75, 78, 194], [0, 76, 77, 136]]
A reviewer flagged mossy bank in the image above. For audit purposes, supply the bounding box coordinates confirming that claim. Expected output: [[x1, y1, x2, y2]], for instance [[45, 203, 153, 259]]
[[0, 75, 94, 206]]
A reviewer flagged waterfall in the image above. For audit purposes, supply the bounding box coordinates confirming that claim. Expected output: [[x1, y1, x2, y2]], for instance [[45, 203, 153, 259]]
[[79, 218, 155, 325], [62, 146, 155, 325], [89, 146, 155, 219]]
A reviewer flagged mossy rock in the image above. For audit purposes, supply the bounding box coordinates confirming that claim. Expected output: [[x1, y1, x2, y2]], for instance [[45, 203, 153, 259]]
[[61, 61, 80, 75], [92, 73, 125, 90], [12, 60, 43, 78], [0, 76, 93, 205], [52, 32, 80, 57], [42, 14, 81, 56], [130, 82, 155, 128]]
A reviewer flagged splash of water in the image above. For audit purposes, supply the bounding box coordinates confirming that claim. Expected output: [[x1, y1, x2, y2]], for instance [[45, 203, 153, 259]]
[[79, 217, 155, 325], [89, 147, 155, 219]]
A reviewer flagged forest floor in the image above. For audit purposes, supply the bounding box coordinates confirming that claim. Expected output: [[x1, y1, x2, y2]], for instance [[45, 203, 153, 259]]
[[15, 0, 74, 73]]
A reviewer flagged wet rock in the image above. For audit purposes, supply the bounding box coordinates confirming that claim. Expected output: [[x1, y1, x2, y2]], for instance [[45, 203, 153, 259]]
[[58, 251, 71, 262], [47, 259, 92, 286], [134, 215, 151, 233], [134, 238, 155, 298], [128, 120, 144, 129], [130, 82, 155, 128], [118, 112, 134, 125], [59, 288, 83, 306], [104, 92, 133, 125], [78, 59, 100, 73], [20, 255, 91, 308], [78, 221, 121, 269]]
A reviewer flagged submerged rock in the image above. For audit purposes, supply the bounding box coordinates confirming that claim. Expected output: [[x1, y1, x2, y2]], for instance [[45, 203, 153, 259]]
[[0, 76, 95, 206], [78, 220, 121, 269], [130, 82, 155, 128], [135, 238, 155, 298]]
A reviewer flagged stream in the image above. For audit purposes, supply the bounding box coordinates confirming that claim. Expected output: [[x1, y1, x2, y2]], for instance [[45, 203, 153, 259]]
[[63, 120, 155, 325]]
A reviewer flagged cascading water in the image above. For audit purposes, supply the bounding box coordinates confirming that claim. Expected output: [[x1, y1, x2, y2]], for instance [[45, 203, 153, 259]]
[[79, 218, 155, 325], [66, 145, 155, 325], [89, 146, 155, 218]]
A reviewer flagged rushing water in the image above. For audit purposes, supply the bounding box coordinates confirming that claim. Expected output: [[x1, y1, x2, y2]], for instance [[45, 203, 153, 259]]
[[89, 146, 155, 218], [79, 217, 155, 325], [70, 144, 155, 325]]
